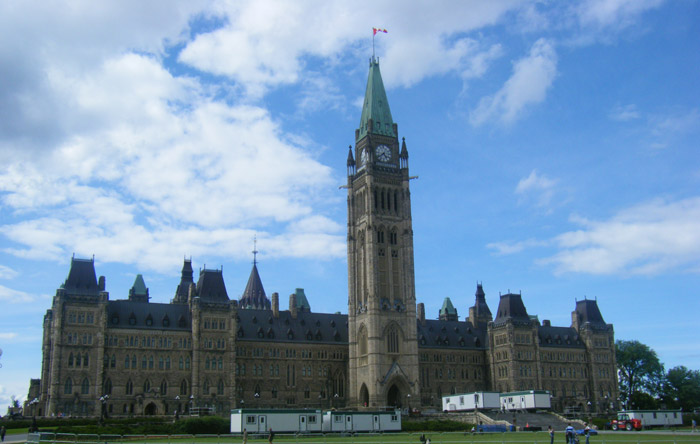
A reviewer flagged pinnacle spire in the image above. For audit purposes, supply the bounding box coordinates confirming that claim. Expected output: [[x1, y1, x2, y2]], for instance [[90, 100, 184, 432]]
[[357, 59, 395, 140]]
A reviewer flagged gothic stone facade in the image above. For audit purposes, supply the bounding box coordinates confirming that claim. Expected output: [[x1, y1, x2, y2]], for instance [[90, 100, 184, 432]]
[[30, 59, 618, 417]]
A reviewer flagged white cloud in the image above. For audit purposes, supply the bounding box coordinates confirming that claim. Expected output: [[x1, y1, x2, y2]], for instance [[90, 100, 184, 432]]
[[576, 0, 664, 29], [0, 332, 18, 340], [515, 169, 558, 208], [487, 238, 549, 255], [470, 38, 557, 126], [609, 104, 641, 121], [0, 285, 34, 303], [542, 197, 700, 275], [0, 265, 17, 280]]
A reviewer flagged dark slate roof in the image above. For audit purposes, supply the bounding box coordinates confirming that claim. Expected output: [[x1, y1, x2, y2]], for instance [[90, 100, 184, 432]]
[[417, 319, 487, 350], [439, 298, 458, 321], [493, 293, 530, 324], [196, 268, 229, 302], [538, 326, 586, 349], [239, 264, 270, 309], [106, 300, 191, 331], [473, 283, 492, 319], [236, 309, 347, 345], [60, 257, 101, 296], [574, 299, 606, 326], [173, 259, 194, 304]]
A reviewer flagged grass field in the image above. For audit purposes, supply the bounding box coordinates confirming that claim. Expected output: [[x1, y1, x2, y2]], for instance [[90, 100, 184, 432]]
[[34, 431, 700, 444]]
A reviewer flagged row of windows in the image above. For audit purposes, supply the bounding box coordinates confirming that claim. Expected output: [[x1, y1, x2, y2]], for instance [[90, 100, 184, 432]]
[[65, 332, 93, 345], [235, 347, 344, 361], [202, 338, 226, 349], [203, 318, 227, 330], [67, 311, 94, 325], [104, 335, 191, 350], [67, 353, 89, 368], [116, 354, 191, 371]]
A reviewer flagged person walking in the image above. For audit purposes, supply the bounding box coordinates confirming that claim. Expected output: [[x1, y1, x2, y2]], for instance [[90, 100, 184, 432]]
[[547, 425, 554, 444], [1, 425, 6, 442], [268, 428, 274, 444], [243, 428, 248, 444], [692, 419, 697, 433], [584, 422, 591, 444], [565, 423, 575, 444]]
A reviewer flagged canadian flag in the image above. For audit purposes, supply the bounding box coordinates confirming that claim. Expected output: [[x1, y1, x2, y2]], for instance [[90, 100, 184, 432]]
[[373, 28, 388, 35]]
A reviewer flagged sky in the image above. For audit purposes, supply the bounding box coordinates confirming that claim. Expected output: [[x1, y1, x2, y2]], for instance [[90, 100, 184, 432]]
[[1, 0, 699, 408]]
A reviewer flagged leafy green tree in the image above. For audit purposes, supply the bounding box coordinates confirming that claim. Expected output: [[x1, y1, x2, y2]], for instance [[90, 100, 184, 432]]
[[616, 340, 664, 407], [661, 366, 700, 411]]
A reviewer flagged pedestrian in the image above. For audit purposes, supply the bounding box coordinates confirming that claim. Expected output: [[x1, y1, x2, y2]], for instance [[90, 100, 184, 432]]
[[692, 419, 697, 433], [1, 425, 5, 442], [243, 428, 248, 444], [548, 425, 554, 444], [565, 423, 574, 444], [584, 422, 590, 444], [268, 428, 274, 444]]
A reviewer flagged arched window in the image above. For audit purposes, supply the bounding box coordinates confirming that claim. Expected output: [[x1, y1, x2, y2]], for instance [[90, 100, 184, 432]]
[[387, 326, 400, 354], [148, 356, 154, 369], [185, 357, 190, 369], [126, 379, 133, 395], [103, 378, 113, 395], [179, 356, 184, 370], [203, 379, 210, 394], [180, 379, 188, 395], [205, 357, 210, 370], [64, 378, 73, 395], [81, 377, 90, 395], [75, 353, 81, 367], [217, 379, 224, 395], [218, 357, 223, 370], [143, 379, 151, 393], [68, 353, 74, 367], [84, 353, 90, 367], [159, 357, 164, 370], [142, 355, 147, 369], [160, 380, 168, 396], [124, 355, 130, 369]]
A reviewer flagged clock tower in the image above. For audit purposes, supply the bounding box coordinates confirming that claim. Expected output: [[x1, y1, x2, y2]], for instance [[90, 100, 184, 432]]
[[347, 58, 419, 409]]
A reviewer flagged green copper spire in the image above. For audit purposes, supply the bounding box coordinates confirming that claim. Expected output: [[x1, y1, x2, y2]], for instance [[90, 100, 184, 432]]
[[357, 58, 395, 140]]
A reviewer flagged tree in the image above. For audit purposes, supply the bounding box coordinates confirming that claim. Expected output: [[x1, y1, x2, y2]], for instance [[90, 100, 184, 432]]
[[616, 340, 664, 407], [661, 365, 700, 411]]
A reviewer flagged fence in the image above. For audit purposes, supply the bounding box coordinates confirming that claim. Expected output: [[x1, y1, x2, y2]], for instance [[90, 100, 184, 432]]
[[27, 431, 700, 444]]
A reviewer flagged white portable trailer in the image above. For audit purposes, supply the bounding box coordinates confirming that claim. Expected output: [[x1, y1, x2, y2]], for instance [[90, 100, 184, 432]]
[[230, 409, 322, 433], [322, 410, 402, 432], [624, 410, 683, 428], [442, 392, 500, 412], [499, 390, 551, 411]]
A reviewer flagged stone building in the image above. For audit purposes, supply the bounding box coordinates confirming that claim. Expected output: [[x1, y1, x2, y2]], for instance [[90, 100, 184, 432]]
[[29, 58, 618, 417]]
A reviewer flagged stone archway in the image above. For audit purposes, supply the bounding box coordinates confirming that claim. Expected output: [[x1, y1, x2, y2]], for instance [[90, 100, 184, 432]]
[[387, 384, 401, 408], [144, 402, 157, 415], [360, 384, 369, 407]]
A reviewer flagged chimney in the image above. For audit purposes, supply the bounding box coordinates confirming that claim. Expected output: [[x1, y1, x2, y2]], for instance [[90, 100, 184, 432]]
[[417, 303, 425, 325], [543, 319, 551, 327], [271, 292, 279, 318], [98, 276, 105, 291], [289, 293, 298, 319]]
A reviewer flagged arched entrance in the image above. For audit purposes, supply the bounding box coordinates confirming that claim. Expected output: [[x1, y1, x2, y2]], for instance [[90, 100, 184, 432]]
[[144, 402, 157, 415], [387, 384, 401, 408], [360, 384, 369, 407]]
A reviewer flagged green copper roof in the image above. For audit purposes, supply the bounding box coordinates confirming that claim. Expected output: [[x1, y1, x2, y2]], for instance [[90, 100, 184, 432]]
[[357, 58, 395, 140], [440, 297, 457, 316], [131, 274, 148, 295], [294, 288, 311, 312]]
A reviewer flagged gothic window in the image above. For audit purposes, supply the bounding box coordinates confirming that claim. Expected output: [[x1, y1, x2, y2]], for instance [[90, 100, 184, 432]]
[[160, 380, 168, 396], [387, 326, 400, 354], [143, 379, 151, 393], [75, 353, 81, 367], [159, 357, 164, 370], [180, 380, 188, 395], [217, 379, 224, 395], [81, 378, 90, 395], [132, 355, 137, 369], [389, 231, 398, 245], [166, 357, 171, 370], [179, 356, 184, 370], [185, 357, 190, 370], [125, 355, 130, 369], [218, 357, 223, 370], [203, 379, 210, 394], [64, 378, 72, 395], [377, 229, 385, 243], [103, 378, 112, 395], [68, 353, 74, 367], [142, 356, 147, 369], [148, 356, 154, 369], [205, 357, 210, 370]]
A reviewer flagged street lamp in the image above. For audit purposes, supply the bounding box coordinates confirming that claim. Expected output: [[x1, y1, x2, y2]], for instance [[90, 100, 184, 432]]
[[333, 393, 339, 410], [240, 399, 245, 410], [99, 395, 109, 424], [29, 398, 39, 432], [318, 394, 323, 410], [189, 395, 194, 415], [175, 396, 180, 420], [407, 394, 411, 415], [254, 392, 260, 408]]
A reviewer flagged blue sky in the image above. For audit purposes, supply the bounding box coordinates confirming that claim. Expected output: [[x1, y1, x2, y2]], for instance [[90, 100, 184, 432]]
[[1, 0, 699, 407]]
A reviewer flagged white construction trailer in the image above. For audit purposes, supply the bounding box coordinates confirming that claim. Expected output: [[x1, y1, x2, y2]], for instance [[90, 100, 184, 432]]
[[321, 410, 402, 432], [625, 410, 683, 428], [442, 392, 501, 412], [499, 390, 551, 411], [230, 409, 323, 433]]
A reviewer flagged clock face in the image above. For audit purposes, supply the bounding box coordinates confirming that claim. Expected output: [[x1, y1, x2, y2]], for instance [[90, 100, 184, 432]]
[[375, 144, 391, 162]]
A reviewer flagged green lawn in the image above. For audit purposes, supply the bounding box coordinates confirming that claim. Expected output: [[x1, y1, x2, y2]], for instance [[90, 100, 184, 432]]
[[36, 431, 700, 444]]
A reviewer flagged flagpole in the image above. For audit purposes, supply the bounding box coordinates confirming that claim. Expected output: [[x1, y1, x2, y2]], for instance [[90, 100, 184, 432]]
[[372, 30, 375, 61]]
